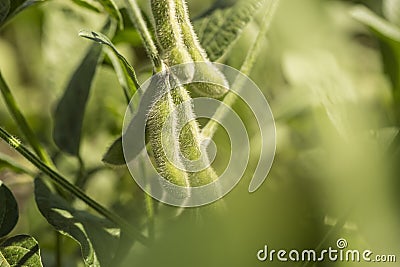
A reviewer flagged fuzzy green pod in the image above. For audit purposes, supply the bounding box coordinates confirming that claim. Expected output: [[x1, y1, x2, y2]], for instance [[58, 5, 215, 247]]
[[150, 0, 194, 81], [173, 0, 229, 98], [147, 90, 190, 189], [170, 85, 219, 187]]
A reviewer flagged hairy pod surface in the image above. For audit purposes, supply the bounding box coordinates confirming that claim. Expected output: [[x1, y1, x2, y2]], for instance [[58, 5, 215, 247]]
[[147, 89, 190, 189], [169, 84, 219, 187], [151, 0, 229, 98], [150, 0, 194, 81]]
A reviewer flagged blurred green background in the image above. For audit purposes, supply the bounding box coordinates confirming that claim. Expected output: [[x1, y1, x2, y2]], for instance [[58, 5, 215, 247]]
[[1, 0, 400, 266]]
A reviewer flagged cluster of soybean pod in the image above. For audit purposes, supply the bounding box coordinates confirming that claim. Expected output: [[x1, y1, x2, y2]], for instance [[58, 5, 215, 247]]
[[146, 0, 229, 189]]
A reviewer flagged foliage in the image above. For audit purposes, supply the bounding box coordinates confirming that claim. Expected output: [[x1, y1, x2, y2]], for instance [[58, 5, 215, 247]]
[[0, 0, 400, 266]]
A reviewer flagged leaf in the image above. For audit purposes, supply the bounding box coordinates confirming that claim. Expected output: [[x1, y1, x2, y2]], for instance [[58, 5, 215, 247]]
[[351, 6, 400, 42], [0, 182, 18, 237], [95, 0, 123, 29], [79, 29, 140, 102], [383, 0, 400, 27], [102, 136, 125, 165], [0, 0, 45, 27], [72, 0, 102, 13], [0, 235, 43, 266], [0, 153, 32, 175], [53, 43, 103, 156], [102, 72, 165, 166], [53, 23, 115, 156], [351, 6, 400, 104], [0, 0, 10, 24], [195, 0, 266, 61], [34, 179, 119, 266]]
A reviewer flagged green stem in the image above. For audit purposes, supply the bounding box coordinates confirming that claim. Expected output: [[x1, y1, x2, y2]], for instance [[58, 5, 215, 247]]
[[0, 127, 149, 246], [55, 233, 62, 267], [202, 0, 280, 139], [139, 157, 155, 241], [124, 0, 162, 71], [0, 72, 52, 164]]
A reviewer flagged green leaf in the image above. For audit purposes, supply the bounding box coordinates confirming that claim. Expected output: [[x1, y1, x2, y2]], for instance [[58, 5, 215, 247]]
[[53, 23, 115, 156], [0, 0, 10, 24], [79, 29, 140, 102], [0, 182, 18, 238], [351, 6, 400, 42], [351, 6, 400, 105], [0, 153, 33, 175], [383, 0, 400, 27], [53, 42, 103, 156], [195, 0, 266, 61], [0, 235, 43, 266], [102, 136, 125, 165], [0, 0, 45, 27], [95, 0, 123, 29], [34, 179, 120, 266], [102, 74, 161, 166], [72, 0, 102, 13]]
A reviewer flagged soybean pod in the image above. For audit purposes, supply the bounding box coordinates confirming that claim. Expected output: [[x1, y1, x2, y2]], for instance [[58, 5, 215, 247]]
[[173, 0, 229, 98], [146, 79, 190, 194], [169, 83, 219, 187], [150, 0, 194, 81]]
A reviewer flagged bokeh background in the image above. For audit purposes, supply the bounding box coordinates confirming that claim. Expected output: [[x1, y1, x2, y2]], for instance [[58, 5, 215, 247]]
[[1, 0, 400, 266]]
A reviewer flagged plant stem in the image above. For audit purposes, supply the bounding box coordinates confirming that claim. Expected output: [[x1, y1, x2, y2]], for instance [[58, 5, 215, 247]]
[[55, 233, 62, 267], [0, 127, 149, 246], [202, 0, 280, 139], [124, 0, 162, 71], [0, 72, 52, 165]]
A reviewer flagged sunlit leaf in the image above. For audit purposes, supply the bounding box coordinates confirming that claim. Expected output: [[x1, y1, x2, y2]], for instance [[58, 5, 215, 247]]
[[0, 182, 18, 237], [383, 0, 400, 27], [0, 235, 43, 266], [34, 179, 119, 266], [351, 5, 400, 42], [351, 6, 400, 104], [195, 0, 266, 61]]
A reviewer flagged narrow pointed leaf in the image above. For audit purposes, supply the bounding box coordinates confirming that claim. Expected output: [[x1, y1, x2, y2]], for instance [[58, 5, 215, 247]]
[[53, 43, 103, 156], [0, 182, 18, 237], [34, 179, 119, 266], [0, 235, 43, 266], [79, 30, 140, 101], [52, 23, 116, 156]]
